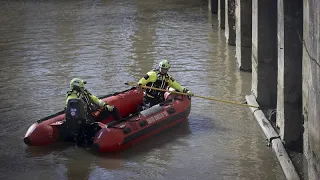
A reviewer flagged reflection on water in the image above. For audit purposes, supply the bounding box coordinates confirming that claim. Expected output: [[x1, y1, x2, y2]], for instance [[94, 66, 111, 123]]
[[0, 0, 285, 179]]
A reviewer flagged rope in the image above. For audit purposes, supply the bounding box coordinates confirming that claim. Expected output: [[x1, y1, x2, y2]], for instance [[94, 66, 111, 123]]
[[125, 82, 262, 109]]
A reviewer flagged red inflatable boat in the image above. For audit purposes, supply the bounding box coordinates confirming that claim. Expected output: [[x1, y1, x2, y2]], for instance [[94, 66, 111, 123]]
[[24, 87, 191, 152]]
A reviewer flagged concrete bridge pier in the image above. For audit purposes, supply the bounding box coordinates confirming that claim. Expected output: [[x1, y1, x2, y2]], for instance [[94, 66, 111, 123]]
[[276, 0, 303, 150], [218, 0, 225, 29], [235, 0, 252, 71], [209, 0, 320, 177], [225, 0, 236, 45], [303, 0, 320, 179], [251, 0, 278, 108]]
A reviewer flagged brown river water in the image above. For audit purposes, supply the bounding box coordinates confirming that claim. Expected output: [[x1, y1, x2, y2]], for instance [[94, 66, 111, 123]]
[[0, 0, 286, 179]]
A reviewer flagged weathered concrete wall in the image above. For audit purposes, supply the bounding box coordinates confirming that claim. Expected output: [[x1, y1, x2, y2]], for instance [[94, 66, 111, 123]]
[[235, 0, 252, 71], [251, 0, 278, 108], [303, 0, 320, 179], [209, 0, 218, 14], [276, 0, 303, 148], [225, 0, 236, 45], [218, 0, 225, 29], [302, 0, 310, 160]]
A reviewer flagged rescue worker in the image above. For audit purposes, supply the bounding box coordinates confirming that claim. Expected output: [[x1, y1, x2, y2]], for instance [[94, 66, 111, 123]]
[[66, 78, 121, 122], [137, 59, 194, 109]]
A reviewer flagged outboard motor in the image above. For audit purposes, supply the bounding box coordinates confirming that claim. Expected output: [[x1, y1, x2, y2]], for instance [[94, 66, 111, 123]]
[[65, 99, 89, 140]]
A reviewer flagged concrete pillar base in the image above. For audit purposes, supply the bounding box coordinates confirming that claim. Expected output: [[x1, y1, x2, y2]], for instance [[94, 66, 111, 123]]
[[225, 0, 236, 45], [251, 0, 278, 108], [218, 0, 225, 29], [276, 0, 303, 148], [237, 47, 252, 71], [235, 0, 252, 71], [209, 0, 218, 14]]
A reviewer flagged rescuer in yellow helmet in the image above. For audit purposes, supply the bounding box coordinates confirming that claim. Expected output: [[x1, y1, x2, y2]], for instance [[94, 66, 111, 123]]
[[66, 78, 121, 121], [137, 59, 193, 109]]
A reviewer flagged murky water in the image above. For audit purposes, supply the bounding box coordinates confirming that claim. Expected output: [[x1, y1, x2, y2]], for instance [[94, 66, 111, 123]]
[[0, 0, 286, 179]]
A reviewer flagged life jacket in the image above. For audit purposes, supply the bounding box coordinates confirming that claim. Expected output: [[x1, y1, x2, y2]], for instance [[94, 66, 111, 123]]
[[66, 89, 100, 114], [145, 69, 170, 98]]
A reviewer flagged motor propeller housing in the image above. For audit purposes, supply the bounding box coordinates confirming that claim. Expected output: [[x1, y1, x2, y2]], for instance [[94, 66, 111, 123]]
[[65, 99, 89, 138]]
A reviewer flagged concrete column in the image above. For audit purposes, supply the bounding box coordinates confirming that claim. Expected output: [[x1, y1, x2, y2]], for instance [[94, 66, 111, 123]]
[[209, 0, 218, 14], [276, 0, 303, 149], [225, 0, 236, 45], [302, 0, 310, 159], [218, 0, 225, 29], [304, 0, 320, 179], [251, 0, 277, 108], [235, 0, 252, 71]]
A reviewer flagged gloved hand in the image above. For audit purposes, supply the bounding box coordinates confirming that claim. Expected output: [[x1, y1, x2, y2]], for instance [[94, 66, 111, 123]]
[[187, 90, 194, 97], [104, 104, 114, 111], [136, 83, 142, 90]]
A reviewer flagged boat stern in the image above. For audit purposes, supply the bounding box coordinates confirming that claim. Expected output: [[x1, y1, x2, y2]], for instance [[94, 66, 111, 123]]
[[24, 122, 59, 146]]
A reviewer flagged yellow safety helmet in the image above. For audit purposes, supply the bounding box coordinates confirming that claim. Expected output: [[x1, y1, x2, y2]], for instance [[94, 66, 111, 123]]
[[159, 59, 171, 69], [70, 78, 86, 91]]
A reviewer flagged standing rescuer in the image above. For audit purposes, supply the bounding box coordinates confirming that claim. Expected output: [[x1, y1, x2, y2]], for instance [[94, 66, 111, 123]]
[[66, 78, 121, 122], [137, 59, 194, 109]]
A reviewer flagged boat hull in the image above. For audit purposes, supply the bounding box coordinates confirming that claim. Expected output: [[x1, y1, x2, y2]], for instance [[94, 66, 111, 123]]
[[24, 88, 191, 153], [93, 93, 191, 152], [24, 88, 143, 146]]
